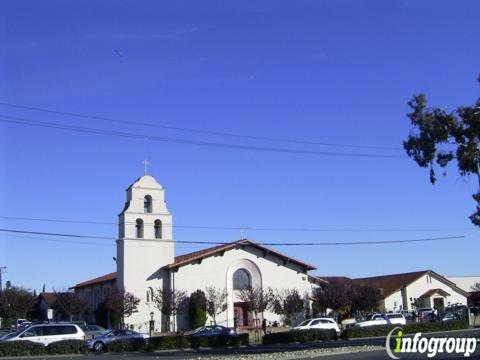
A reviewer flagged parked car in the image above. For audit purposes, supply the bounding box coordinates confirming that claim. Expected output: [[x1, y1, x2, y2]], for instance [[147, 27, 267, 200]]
[[293, 318, 341, 335], [417, 307, 434, 316], [189, 325, 236, 337], [82, 324, 110, 339], [442, 313, 459, 322], [86, 329, 148, 352], [72, 320, 87, 327], [400, 310, 413, 320], [340, 317, 357, 329], [10, 319, 30, 332], [0, 323, 85, 346], [356, 313, 406, 327]]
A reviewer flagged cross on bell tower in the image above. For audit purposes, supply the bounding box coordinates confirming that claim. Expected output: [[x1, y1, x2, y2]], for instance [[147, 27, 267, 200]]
[[142, 159, 150, 175]]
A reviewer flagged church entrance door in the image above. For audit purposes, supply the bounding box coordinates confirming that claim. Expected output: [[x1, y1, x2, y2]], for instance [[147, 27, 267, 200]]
[[233, 302, 252, 329]]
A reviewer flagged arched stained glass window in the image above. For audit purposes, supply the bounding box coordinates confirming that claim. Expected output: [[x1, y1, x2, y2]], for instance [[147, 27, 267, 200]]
[[233, 269, 251, 290]]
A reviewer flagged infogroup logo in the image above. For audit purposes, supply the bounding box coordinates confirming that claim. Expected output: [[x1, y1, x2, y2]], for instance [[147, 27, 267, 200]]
[[385, 327, 477, 359]]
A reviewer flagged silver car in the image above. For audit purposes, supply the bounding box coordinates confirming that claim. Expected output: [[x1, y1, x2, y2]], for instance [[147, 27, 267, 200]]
[[86, 329, 148, 351], [81, 324, 110, 339]]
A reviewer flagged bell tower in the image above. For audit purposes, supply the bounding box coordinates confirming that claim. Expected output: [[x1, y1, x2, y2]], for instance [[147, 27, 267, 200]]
[[116, 173, 173, 328]]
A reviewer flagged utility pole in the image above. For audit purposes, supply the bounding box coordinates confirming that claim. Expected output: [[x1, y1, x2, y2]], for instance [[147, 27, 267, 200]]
[[0, 267, 6, 293]]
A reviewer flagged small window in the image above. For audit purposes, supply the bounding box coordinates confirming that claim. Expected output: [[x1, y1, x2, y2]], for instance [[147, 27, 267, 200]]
[[135, 219, 144, 238], [154, 219, 162, 239], [233, 269, 251, 290], [144, 195, 152, 213], [146, 287, 154, 303], [22, 326, 42, 337], [311, 320, 321, 325]]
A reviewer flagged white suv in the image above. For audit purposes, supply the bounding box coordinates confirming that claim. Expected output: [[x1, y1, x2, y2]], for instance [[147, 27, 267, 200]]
[[293, 317, 341, 335], [1, 323, 85, 346], [356, 313, 406, 327]]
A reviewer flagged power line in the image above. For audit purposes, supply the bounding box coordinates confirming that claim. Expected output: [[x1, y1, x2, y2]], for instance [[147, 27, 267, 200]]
[[0, 102, 403, 151], [0, 228, 468, 246], [0, 115, 406, 159], [5, 233, 207, 250], [0, 215, 475, 233]]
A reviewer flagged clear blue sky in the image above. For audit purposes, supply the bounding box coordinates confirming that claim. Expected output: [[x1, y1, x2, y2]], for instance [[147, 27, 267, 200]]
[[0, 0, 479, 292]]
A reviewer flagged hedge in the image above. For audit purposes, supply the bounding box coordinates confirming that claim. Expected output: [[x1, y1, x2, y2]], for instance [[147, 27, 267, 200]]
[[262, 329, 338, 345], [0, 333, 249, 356], [104, 338, 146, 352], [342, 320, 469, 339], [0, 339, 87, 357], [46, 340, 88, 354], [0, 341, 46, 357], [146, 333, 249, 351], [190, 333, 249, 348]]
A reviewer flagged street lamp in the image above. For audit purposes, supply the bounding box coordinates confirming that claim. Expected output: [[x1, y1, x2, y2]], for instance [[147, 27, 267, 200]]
[[149, 312, 154, 338]]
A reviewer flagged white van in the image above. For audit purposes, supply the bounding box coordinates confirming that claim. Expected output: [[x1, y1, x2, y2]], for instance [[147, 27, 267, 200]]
[[1, 323, 85, 346]]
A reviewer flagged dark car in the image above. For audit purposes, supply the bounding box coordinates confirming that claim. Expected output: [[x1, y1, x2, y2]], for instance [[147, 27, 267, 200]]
[[86, 329, 148, 351], [190, 325, 236, 337]]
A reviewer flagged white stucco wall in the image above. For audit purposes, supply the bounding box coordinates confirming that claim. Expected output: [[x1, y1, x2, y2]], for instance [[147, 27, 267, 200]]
[[172, 245, 313, 330], [383, 273, 468, 312], [383, 289, 403, 313]]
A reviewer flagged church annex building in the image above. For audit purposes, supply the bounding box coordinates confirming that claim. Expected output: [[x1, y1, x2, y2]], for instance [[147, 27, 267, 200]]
[[73, 174, 469, 333]]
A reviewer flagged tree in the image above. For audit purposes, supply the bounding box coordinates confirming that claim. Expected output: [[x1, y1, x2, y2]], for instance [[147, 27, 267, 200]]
[[348, 284, 380, 314], [52, 292, 88, 321], [188, 290, 207, 330], [205, 286, 228, 325], [153, 288, 187, 332], [403, 76, 480, 225], [104, 289, 140, 329], [95, 302, 109, 328], [0, 286, 36, 323], [311, 281, 351, 318], [237, 286, 272, 335], [269, 288, 304, 326]]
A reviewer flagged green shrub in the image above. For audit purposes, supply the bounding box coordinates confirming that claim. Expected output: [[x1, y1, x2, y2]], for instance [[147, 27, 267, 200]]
[[104, 338, 146, 352], [0, 341, 46, 357], [232, 333, 250, 347], [147, 334, 189, 350], [262, 329, 337, 345], [342, 320, 469, 339], [147, 333, 249, 350], [188, 290, 207, 330], [46, 339, 87, 354]]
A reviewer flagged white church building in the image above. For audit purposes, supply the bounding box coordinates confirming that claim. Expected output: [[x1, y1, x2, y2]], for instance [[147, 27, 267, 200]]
[[73, 173, 472, 332], [74, 174, 316, 332]]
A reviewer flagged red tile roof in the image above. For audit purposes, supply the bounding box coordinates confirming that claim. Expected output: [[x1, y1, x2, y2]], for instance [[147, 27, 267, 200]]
[[312, 270, 470, 299], [165, 239, 317, 271], [354, 270, 429, 298], [317, 276, 353, 285], [74, 272, 117, 289]]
